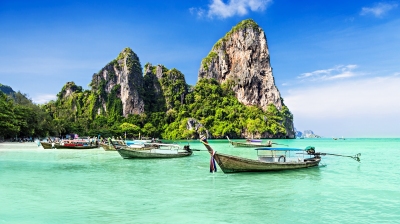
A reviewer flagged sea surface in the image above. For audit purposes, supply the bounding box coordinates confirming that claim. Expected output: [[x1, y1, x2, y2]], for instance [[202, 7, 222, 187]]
[[1, 138, 399, 224]]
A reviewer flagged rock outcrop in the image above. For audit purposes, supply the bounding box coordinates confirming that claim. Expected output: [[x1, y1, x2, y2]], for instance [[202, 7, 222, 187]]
[[57, 82, 82, 99], [186, 118, 211, 139], [198, 19, 283, 111], [0, 84, 15, 95], [90, 48, 145, 117]]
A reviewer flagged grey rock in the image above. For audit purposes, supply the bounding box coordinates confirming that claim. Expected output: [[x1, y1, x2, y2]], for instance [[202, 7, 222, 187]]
[[91, 48, 144, 117], [198, 19, 283, 111]]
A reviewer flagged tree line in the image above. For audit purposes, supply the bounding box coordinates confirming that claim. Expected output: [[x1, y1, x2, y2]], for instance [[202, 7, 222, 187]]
[[0, 90, 53, 140], [0, 74, 293, 141]]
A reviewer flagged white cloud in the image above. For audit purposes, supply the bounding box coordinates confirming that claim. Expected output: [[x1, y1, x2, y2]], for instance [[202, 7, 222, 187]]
[[191, 0, 272, 19], [32, 94, 56, 104], [360, 2, 398, 17], [189, 7, 205, 17], [284, 75, 400, 137], [298, 65, 358, 81]]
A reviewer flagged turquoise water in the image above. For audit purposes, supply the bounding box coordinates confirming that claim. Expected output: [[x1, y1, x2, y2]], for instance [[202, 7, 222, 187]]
[[1, 138, 399, 223]]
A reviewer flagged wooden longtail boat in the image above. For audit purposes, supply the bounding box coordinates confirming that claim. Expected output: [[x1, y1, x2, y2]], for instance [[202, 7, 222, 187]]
[[40, 142, 56, 149], [226, 136, 273, 148], [41, 139, 98, 149], [210, 150, 321, 173], [116, 144, 193, 159], [125, 139, 162, 146], [103, 139, 159, 151], [202, 137, 320, 173], [100, 139, 128, 151], [100, 142, 115, 151], [201, 136, 361, 173]]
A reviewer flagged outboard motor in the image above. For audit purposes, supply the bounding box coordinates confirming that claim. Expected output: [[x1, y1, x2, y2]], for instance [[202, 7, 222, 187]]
[[183, 145, 192, 152], [305, 146, 315, 155]]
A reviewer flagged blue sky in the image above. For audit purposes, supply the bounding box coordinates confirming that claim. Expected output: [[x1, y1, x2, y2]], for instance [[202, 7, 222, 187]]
[[1, 0, 400, 137]]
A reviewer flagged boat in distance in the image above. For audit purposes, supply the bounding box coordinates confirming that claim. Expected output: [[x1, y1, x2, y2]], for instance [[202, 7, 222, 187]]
[[116, 143, 193, 159], [41, 139, 99, 149], [226, 136, 273, 148], [40, 142, 54, 149], [104, 138, 161, 151]]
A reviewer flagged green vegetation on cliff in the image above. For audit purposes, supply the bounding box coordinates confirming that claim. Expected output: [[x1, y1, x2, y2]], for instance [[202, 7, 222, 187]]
[[40, 65, 291, 140]]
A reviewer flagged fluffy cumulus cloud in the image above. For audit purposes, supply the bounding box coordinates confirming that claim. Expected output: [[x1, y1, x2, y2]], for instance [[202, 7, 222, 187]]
[[297, 64, 358, 82], [190, 0, 272, 19], [360, 2, 398, 17]]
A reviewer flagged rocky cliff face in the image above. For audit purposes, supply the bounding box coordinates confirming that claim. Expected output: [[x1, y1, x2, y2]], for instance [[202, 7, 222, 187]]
[[90, 48, 144, 117], [144, 64, 188, 111], [57, 82, 82, 99], [198, 19, 283, 111]]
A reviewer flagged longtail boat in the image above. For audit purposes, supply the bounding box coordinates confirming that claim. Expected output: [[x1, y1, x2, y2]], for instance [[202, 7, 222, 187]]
[[201, 136, 360, 173], [226, 136, 273, 147], [40, 142, 56, 149], [41, 139, 98, 149], [102, 138, 159, 151], [100, 139, 127, 151], [116, 143, 193, 159], [100, 142, 115, 151]]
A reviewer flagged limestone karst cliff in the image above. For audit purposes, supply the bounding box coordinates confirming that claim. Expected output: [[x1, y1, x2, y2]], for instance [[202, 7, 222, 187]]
[[90, 48, 145, 117], [55, 48, 189, 122], [198, 19, 283, 111]]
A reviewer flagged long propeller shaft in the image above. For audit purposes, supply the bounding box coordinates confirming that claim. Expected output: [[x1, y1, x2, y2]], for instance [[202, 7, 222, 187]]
[[319, 152, 361, 162]]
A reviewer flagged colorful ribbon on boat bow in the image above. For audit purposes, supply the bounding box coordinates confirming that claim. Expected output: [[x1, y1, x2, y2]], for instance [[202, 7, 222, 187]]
[[210, 150, 217, 173], [200, 135, 217, 173]]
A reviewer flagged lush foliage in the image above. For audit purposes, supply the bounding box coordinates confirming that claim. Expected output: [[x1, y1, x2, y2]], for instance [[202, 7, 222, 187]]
[[0, 89, 54, 139], [159, 78, 290, 139]]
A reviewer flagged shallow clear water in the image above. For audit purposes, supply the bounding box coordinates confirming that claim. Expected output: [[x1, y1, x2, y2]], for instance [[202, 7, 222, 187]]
[[1, 138, 399, 223]]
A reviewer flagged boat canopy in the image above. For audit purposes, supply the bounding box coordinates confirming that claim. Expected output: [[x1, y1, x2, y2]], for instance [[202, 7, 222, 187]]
[[248, 139, 262, 142], [255, 147, 304, 151]]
